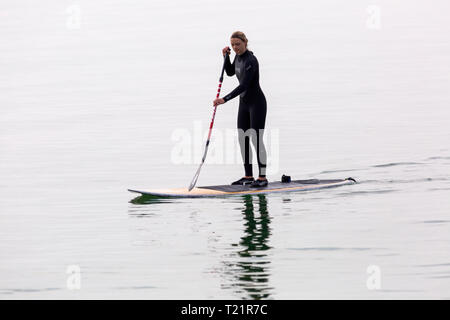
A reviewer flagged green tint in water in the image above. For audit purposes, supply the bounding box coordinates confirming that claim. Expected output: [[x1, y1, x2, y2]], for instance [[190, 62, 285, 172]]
[[223, 195, 274, 300]]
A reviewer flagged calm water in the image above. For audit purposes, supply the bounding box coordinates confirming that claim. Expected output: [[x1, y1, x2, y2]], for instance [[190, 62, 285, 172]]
[[1, 0, 450, 299]]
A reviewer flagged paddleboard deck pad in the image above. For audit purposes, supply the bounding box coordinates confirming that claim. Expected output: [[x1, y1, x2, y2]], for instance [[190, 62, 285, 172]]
[[128, 178, 356, 198]]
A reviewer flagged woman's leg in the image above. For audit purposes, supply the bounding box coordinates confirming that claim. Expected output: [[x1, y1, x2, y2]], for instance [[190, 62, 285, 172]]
[[237, 101, 253, 177], [249, 97, 267, 178]]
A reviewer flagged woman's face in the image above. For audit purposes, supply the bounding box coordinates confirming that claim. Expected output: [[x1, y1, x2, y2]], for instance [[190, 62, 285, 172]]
[[230, 38, 247, 55]]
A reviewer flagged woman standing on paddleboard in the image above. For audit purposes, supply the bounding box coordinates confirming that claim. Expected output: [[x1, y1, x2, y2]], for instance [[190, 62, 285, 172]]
[[213, 31, 268, 188]]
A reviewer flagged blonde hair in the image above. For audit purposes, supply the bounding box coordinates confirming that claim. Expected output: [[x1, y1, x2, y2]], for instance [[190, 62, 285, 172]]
[[231, 31, 248, 48]]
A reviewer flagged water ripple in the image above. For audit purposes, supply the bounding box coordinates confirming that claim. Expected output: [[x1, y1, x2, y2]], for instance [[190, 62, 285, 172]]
[[425, 156, 450, 161], [420, 220, 450, 224], [287, 247, 375, 252], [0, 288, 61, 295], [336, 189, 397, 196], [372, 162, 424, 168]]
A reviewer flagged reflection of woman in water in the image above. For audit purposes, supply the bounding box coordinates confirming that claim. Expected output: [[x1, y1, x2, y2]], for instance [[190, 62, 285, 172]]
[[228, 194, 273, 299]]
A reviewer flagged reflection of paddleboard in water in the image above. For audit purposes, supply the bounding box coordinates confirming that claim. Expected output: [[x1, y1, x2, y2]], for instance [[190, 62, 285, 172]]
[[128, 177, 356, 198]]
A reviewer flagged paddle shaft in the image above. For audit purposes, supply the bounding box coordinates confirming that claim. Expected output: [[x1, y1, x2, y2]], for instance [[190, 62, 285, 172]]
[[188, 53, 229, 191]]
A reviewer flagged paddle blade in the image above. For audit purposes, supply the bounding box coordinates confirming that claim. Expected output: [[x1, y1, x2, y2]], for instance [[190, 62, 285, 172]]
[[188, 164, 202, 191]]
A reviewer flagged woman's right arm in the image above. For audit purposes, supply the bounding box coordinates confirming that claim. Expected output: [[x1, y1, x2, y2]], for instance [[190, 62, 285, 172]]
[[223, 47, 235, 76]]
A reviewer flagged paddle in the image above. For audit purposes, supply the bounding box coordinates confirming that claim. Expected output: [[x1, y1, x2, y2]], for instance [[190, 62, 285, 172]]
[[188, 51, 229, 191]]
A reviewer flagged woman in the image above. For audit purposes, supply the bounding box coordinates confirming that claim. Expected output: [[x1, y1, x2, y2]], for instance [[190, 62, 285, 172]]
[[213, 31, 268, 188]]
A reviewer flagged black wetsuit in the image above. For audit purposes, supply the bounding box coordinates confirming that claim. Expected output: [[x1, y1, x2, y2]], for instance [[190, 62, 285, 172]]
[[223, 50, 267, 178]]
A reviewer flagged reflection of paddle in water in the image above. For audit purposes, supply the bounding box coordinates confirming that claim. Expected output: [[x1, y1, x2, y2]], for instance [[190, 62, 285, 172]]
[[225, 194, 274, 299]]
